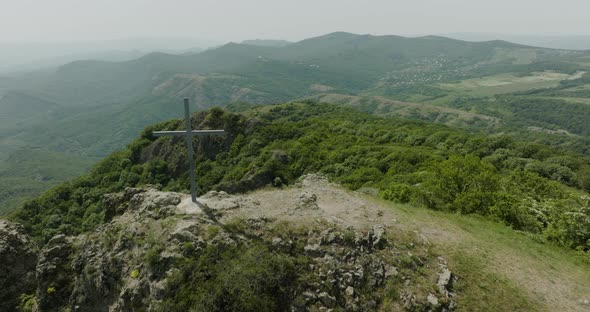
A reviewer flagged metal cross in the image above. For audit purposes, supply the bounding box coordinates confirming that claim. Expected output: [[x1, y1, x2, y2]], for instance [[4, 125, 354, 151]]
[[153, 98, 225, 203]]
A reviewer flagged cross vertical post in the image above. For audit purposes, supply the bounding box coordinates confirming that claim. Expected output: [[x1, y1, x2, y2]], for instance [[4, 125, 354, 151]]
[[153, 98, 225, 204], [183, 98, 197, 203]]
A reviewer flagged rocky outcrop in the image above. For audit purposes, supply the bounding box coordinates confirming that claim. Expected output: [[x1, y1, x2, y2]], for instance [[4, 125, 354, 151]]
[[36, 234, 74, 311], [0, 220, 38, 311], [2, 182, 458, 312]]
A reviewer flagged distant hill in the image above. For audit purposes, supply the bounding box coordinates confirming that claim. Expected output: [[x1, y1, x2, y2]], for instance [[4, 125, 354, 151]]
[[241, 39, 292, 47], [443, 32, 590, 50], [0, 37, 217, 73], [2, 31, 590, 212]]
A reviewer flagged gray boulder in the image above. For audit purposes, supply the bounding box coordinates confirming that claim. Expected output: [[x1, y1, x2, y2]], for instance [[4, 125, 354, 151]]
[[0, 220, 38, 311]]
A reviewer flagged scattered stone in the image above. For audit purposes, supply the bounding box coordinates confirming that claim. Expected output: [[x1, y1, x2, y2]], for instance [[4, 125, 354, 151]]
[[418, 233, 430, 245], [427, 293, 439, 306], [272, 237, 283, 246], [385, 265, 398, 278], [345, 302, 359, 312], [342, 272, 354, 285], [318, 292, 337, 308], [320, 228, 339, 245], [170, 221, 200, 242], [302, 291, 317, 303], [304, 244, 325, 257], [244, 216, 270, 230], [298, 191, 319, 209], [299, 173, 329, 187], [438, 267, 453, 297], [345, 286, 355, 297], [200, 191, 240, 210]]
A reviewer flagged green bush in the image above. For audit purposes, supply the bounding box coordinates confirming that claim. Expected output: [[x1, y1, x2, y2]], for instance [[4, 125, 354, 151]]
[[380, 183, 415, 203], [160, 243, 299, 312]]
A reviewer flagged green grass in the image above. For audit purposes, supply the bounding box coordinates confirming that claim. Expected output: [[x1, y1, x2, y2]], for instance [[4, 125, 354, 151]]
[[387, 201, 590, 312], [449, 250, 542, 312], [438, 72, 576, 97]]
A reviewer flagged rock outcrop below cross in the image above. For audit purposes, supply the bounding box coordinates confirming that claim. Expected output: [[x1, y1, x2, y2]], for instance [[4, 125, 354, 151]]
[[153, 98, 225, 204]]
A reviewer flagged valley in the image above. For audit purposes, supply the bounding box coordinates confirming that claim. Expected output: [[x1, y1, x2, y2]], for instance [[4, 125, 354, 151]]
[[2, 32, 590, 211]]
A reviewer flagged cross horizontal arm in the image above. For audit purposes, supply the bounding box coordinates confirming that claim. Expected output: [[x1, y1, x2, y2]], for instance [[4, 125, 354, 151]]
[[153, 130, 225, 137]]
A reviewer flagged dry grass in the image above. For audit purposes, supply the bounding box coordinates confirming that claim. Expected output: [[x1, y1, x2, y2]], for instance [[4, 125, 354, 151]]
[[438, 71, 585, 97], [221, 176, 590, 311], [386, 200, 590, 312]]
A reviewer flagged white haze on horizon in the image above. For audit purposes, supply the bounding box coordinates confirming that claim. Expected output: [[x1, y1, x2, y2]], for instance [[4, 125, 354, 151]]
[[1, 0, 589, 43], [1, 0, 589, 72]]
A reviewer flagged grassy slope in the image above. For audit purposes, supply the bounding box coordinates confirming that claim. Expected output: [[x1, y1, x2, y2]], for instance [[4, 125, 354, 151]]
[[381, 198, 590, 311], [242, 176, 589, 311]]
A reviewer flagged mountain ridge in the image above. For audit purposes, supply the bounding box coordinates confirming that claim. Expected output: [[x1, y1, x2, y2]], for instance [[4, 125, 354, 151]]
[[1, 31, 590, 213]]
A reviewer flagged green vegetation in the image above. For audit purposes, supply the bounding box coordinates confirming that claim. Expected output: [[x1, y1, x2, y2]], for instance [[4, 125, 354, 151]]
[[438, 71, 582, 97], [2, 32, 590, 213], [0, 148, 95, 214], [151, 220, 445, 312], [158, 241, 300, 311], [18, 294, 36, 312], [10, 103, 590, 261], [386, 200, 590, 311], [129, 269, 139, 279], [449, 251, 542, 312]]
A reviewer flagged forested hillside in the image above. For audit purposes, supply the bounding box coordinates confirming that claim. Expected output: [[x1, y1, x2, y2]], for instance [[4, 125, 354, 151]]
[[2, 32, 590, 213], [11, 103, 590, 259]]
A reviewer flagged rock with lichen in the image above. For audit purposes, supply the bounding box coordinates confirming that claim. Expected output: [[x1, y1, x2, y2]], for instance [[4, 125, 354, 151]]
[[0, 220, 38, 311]]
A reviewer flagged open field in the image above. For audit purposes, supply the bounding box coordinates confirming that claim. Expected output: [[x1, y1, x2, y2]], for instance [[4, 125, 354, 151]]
[[439, 71, 585, 97]]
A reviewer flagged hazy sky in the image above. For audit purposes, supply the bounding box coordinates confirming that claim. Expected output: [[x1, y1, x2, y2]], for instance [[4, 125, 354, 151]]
[[1, 0, 589, 43]]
